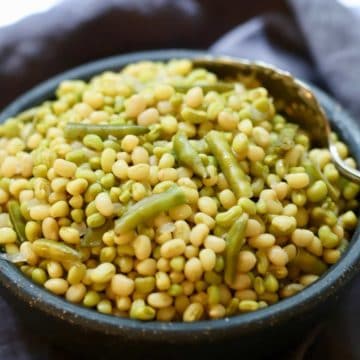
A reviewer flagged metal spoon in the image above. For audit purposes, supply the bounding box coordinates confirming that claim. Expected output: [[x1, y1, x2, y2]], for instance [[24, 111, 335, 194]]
[[193, 56, 360, 183], [0, 252, 25, 263]]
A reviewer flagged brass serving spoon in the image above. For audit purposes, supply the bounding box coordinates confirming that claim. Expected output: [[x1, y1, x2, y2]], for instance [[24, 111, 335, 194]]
[[192, 56, 360, 183]]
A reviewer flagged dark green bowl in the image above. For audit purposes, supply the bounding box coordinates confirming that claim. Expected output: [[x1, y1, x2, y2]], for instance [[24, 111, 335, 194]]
[[0, 50, 359, 358]]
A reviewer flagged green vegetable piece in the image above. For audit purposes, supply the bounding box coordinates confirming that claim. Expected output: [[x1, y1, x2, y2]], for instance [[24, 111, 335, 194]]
[[224, 214, 248, 286], [32, 239, 81, 263], [87, 213, 106, 228], [81, 220, 114, 247], [310, 207, 337, 227], [83, 134, 104, 151], [205, 131, 252, 198], [254, 277, 265, 295], [8, 200, 27, 243], [291, 249, 327, 276], [204, 271, 222, 285], [83, 291, 101, 307], [207, 285, 220, 305], [307, 180, 328, 202], [64, 123, 149, 140], [343, 181, 360, 200], [342, 210, 357, 230], [215, 205, 243, 228], [238, 198, 257, 215], [264, 273, 279, 293], [130, 300, 156, 321], [180, 107, 208, 124], [188, 139, 209, 154], [173, 132, 207, 178], [0, 119, 21, 137], [115, 186, 186, 234], [65, 149, 88, 165], [318, 225, 340, 248], [214, 255, 224, 273], [303, 159, 339, 201], [31, 268, 47, 285], [142, 124, 161, 143], [168, 284, 183, 296]]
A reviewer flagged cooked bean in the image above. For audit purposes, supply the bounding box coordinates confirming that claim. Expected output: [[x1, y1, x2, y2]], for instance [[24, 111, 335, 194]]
[[204, 235, 226, 253], [90, 263, 116, 283], [160, 239, 186, 259], [189, 224, 209, 247], [111, 274, 135, 296], [44, 278, 69, 295]]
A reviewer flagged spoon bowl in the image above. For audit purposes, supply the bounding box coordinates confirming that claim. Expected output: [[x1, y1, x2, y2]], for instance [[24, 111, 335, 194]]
[[193, 56, 360, 183]]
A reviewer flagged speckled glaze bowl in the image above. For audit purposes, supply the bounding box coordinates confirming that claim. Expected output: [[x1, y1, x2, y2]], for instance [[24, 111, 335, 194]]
[[0, 50, 360, 358]]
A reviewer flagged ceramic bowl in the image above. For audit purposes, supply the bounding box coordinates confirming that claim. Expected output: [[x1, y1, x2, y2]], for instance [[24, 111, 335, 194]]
[[0, 50, 359, 358]]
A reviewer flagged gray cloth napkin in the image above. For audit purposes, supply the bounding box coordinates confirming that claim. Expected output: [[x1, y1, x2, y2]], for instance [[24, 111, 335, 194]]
[[1, 0, 360, 358], [212, 0, 360, 117]]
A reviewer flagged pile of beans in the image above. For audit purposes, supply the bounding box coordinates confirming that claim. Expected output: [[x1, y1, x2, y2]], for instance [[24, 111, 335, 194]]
[[0, 59, 358, 322]]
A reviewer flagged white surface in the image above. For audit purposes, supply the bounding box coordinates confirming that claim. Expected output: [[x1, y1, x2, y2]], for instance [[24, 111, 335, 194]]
[[338, 0, 360, 14], [0, 0, 62, 27], [339, 0, 360, 6]]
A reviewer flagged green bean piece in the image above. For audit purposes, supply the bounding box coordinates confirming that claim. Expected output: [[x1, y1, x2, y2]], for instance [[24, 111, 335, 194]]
[[8, 201, 27, 243], [303, 159, 339, 201], [181, 108, 208, 124], [224, 214, 249, 286], [32, 239, 82, 263], [215, 205, 243, 228], [115, 186, 186, 234], [64, 123, 149, 140], [142, 124, 161, 143], [81, 220, 114, 247], [205, 131, 252, 198], [291, 249, 327, 276], [174, 82, 234, 93], [173, 132, 207, 178]]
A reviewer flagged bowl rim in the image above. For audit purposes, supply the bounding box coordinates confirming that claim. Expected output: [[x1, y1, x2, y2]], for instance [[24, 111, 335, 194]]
[[1, 49, 360, 342]]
